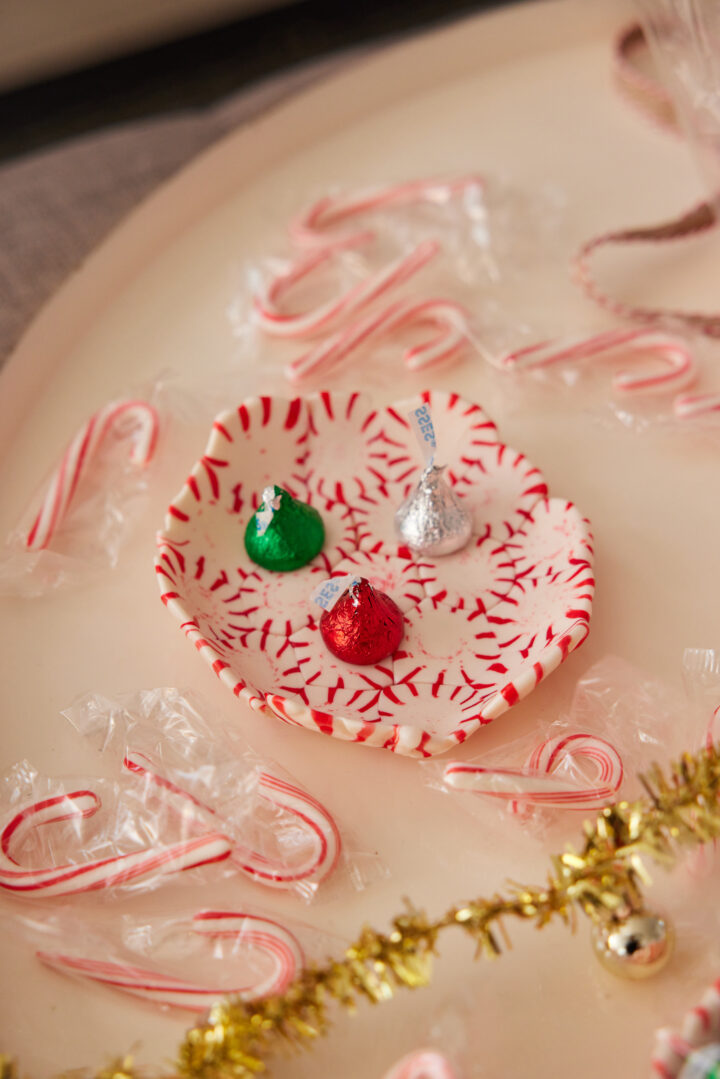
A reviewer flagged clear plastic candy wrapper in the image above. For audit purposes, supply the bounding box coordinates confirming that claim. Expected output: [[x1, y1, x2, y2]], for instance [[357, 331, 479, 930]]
[[635, 0, 720, 197], [0, 390, 164, 597], [63, 686, 386, 902], [0, 373, 291, 597], [0, 759, 233, 900], [486, 320, 720, 437], [428, 654, 705, 833], [12, 904, 337, 1013], [228, 174, 566, 390]]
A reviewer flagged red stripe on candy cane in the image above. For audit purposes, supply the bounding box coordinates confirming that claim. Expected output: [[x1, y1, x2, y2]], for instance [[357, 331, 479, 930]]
[[290, 175, 485, 249], [37, 909, 303, 1011], [253, 239, 438, 339], [498, 327, 696, 394], [26, 399, 159, 551], [123, 752, 341, 888], [382, 1049, 459, 1079], [285, 298, 471, 383], [0, 788, 231, 897], [442, 733, 623, 811]]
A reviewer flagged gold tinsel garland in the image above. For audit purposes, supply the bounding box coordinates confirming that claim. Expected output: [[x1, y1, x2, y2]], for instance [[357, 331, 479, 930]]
[[6, 743, 720, 1079]]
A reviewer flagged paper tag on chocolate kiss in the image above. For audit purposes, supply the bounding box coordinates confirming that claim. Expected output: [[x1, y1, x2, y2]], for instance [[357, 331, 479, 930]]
[[311, 574, 361, 611], [255, 485, 283, 536], [407, 404, 437, 466]]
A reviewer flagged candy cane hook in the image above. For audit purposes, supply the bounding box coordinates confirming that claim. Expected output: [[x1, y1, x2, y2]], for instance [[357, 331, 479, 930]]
[[254, 239, 439, 339], [0, 788, 231, 897], [497, 327, 696, 394], [290, 175, 485, 250], [26, 399, 159, 551], [38, 909, 303, 1011], [285, 297, 471, 383], [124, 751, 341, 887], [443, 733, 624, 811], [674, 391, 720, 420], [383, 1050, 460, 1079]]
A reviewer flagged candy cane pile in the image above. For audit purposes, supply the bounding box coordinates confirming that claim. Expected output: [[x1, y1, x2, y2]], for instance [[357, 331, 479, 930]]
[[25, 399, 159, 552], [37, 909, 303, 1011], [443, 732, 624, 812], [253, 177, 483, 381]]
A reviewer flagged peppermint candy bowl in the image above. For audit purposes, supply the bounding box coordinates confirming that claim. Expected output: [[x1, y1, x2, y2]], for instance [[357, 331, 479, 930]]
[[155, 391, 594, 758]]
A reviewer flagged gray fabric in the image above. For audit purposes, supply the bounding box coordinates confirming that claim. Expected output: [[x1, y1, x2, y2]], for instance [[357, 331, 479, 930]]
[[0, 55, 348, 366]]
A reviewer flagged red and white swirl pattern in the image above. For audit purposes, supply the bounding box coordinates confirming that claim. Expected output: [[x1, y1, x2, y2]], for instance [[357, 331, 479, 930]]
[[156, 391, 594, 757]]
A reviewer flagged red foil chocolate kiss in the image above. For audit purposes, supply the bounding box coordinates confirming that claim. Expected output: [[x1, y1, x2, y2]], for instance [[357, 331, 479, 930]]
[[319, 578, 404, 666]]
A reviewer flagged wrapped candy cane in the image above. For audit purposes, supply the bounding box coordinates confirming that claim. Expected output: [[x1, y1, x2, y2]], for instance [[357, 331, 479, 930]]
[[124, 751, 341, 887], [443, 733, 624, 811], [497, 327, 696, 394], [286, 297, 471, 382], [26, 399, 159, 551], [290, 175, 485, 249], [234, 772, 341, 886], [254, 239, 439, 338], [37, 909, 303, 1010], [674, 391, 720, 420], [0, 788, 231, 898], [383, 1050, 459, 1079]]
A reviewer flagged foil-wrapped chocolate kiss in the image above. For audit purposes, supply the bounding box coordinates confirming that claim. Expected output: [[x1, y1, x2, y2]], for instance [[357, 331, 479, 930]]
[[394, 403, 472, 557]]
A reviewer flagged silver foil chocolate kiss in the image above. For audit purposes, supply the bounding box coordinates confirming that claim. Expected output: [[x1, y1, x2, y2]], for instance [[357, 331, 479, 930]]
[[394, 463, 472, 556]]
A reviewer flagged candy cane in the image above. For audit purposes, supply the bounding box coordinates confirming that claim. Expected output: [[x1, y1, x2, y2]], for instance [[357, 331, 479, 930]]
[[383, 1050, 459, 1079], [0, 789, 231, 897], [286, 297, 471, 382], [253, 239, 439, 338], [124, 752, 341, 887], [26, 399, 159, 551], [682, 979, 720, 1045], [651, 978, 720, 1077], [674, 392, 720, 420], [497, 327, 696, 394], [443, 733, 624, 810], [290, 176, 485, 249], [651, 1029, 693, 1079], [37, 909, 303, 1011]]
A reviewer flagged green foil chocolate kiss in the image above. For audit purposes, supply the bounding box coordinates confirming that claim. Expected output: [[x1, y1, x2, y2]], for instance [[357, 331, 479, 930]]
[[244, 484, 325, 572]]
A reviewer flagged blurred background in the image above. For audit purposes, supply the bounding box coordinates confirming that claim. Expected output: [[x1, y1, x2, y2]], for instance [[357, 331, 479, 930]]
[[0, 0, 531, 364], [0, 0, 515, 162]]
